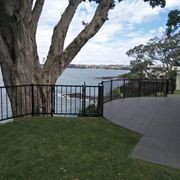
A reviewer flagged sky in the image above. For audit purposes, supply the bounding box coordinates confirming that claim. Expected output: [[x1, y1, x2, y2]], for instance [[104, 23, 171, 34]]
[[36, 0, 180, 65]]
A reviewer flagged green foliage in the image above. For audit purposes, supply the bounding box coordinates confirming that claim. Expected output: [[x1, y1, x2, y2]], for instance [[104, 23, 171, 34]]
[[87, 0, 117, 9], [112, 87, 121, 96], [118, 73, 131, 78], [89, 0, 166, 8], [166, 9, 180, 37], [126, 44, 155, 78], [143, 0, 166, 8], [119, 72, 144, 79], [126, 33, 180, 78], [126, 9, 180, 79], [174, 90, 180, 95], [79, 104, 98, 116], [0, 117, 180, 179], [167, 70, 177, 79], [130, 72, 145, 79]]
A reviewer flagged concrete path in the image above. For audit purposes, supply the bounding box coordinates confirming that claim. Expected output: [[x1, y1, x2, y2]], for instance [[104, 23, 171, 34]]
[[104, 95, 180, 169]]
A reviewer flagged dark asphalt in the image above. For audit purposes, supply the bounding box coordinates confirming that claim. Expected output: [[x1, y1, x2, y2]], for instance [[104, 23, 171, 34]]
[[104, 95, 180, 169]]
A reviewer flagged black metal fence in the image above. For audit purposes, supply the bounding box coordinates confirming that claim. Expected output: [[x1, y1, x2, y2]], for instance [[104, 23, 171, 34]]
[[0, 78, 176, 121], [0, 84, 104, 121], [54, 84, 103, 116], [102, 78, 176, 103], [0, 85, 32, 121]]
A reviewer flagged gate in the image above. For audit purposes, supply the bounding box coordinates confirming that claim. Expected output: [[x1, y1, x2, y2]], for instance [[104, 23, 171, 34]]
[[54, 84, 104, 116], [0, 84, 104, 121]]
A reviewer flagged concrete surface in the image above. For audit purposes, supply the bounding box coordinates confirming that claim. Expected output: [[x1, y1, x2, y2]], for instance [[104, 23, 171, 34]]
[[104, 95, 180, 169]]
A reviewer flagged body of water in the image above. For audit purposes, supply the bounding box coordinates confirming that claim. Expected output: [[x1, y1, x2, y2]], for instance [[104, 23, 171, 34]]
[[0, 68, 128, 86], [56, 68, 128, 85]]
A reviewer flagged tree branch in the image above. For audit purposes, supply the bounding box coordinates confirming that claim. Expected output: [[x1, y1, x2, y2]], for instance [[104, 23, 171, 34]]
[[31, 0, 45, 34], [46, 0, 83, 62], [44, 0, 112, 77]]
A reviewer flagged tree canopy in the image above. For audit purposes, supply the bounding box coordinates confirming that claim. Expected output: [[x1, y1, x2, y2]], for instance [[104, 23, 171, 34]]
[[166, 9, 180, 37], [127, 33, 180, 76], [90, 0, 166, 8], [126, 9, 180, 78]]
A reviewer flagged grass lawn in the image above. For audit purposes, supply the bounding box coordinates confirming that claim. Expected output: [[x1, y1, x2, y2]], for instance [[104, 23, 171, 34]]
[[0, 117, 180, 179], [174, 90, 180, 95]]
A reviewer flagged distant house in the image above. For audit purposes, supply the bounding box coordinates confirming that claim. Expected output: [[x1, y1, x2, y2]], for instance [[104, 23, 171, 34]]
[[172, 66, 180, 71], [143, 65, 166, 78], [144, 65, 180, 79]]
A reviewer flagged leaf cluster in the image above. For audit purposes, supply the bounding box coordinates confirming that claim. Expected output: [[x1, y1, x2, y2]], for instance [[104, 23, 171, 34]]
[[143, 0, 165, 8], [87, 0, 166, 9], [126, 44, 154, 75], [166, 9, 180, 37]]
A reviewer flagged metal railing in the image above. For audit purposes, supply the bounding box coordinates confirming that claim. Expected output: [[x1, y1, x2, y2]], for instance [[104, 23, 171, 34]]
[[102, 78, 176, 103], [54, 84, 103, 116], [0, 78, 176, 121], [0, 85, 32, 121], [0, 84, 104, 121]]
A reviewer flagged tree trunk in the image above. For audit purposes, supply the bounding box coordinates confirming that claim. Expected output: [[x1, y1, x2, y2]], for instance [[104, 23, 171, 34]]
[[0, 0, 55, 116], [0, 0, 112, 117], [0, 23, 53, 117]]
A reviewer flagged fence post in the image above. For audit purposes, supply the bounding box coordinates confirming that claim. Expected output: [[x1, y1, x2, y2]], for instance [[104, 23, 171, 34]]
[[171, 78, 175, 94], [155, 79, 158, 96], [82, 82, 86, 116], [123, 79, 125, 98], [98, 83, 104, 116], [110, 79, 113, 101], [165, 79, 169, 96], [138, 79, 141, 97], [31, 84, 34, 116], [51, 84, 55, 116]]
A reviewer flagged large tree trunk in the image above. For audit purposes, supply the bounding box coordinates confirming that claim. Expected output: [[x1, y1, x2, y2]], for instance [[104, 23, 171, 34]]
[[0, 0, 50, 116], [0, 0, 112, 117]]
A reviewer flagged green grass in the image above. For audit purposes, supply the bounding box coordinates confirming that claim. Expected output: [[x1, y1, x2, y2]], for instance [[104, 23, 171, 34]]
[[0, 117, 180, 179], [174, 90, 180, 95]]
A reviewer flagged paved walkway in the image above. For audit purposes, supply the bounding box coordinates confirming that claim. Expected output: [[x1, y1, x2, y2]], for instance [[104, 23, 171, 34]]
[[104, 95, 180, 169]]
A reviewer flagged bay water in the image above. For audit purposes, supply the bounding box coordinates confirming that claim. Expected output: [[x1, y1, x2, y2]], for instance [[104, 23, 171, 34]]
[[56, 68, 128, 85], [0, 68, 128, 86]]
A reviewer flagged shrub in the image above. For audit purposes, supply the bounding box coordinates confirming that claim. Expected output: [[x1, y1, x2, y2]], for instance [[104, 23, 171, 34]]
[[79, 104, 98, 116], [167, 70, 177, 79]]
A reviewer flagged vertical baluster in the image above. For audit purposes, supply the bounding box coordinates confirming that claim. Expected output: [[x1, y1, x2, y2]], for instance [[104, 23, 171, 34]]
[[6, 88, 8, 119], [1, 88, 3, 120], [61, 86, 63, 114], [80, 86, 82, 115], [70, 86, 72, 114], [55, 86, 57, 114], [31, 84, 34, 116], [74, 86, 76, 114]]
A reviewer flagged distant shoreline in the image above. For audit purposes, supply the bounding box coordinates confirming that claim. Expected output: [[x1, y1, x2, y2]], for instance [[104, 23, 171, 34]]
[[96, 76, 119, 80], [41, 64, 131, 70], [68, 64, 131, 70]]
